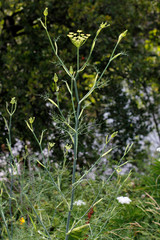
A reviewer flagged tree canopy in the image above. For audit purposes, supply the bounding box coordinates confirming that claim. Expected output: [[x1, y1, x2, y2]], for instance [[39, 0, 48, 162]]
[[1, 0, 160, 164]]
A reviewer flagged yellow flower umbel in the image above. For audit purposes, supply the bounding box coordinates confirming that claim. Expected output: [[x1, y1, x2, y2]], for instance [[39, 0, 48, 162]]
[[19, 217, 25, 225], [67, 30, 91, 48]]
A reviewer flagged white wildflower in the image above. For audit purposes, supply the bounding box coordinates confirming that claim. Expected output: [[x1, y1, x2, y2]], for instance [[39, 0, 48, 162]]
[[74, 200, 86, 206], [157, 147, 160, 152], [117, 196, 132, 204]]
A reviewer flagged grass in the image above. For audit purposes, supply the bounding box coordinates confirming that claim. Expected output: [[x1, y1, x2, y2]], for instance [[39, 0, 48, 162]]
[[1, 155, 160, 239]]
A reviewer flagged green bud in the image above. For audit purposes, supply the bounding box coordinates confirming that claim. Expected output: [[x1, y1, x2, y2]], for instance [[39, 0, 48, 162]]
[[29, 117, 35, 124], [48, 142, 55, 151], [116, 167, 121, 174], [100, 22, 109, 29], [43, 8, 48, 17], [97, 22, 110, 36], [65, 144, 72, 151], [54, 73, 58, 83], [69, 66, 74, 75], [56, 86, 60, 92], [10, 97, 16, 105], [118, 30, 128, 44], [110, 131, 118, 139]]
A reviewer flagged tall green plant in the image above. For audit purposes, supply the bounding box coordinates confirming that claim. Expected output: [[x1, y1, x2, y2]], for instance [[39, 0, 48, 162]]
[[2, 97, 17, 239], [26, 8, 128, 239]]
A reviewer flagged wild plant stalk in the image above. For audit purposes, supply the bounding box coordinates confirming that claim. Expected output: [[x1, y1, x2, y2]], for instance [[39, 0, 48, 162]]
[[3, 97, 17, 238], [69, 143, 133, 232], [25, 8, 128, 239], [0, 208, 11, 240]]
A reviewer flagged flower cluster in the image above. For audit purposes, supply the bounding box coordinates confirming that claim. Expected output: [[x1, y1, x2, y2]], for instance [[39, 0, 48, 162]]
[[117, 196, 132, 204], [19, 217, 25, 225], [67, 30, 91, 48], [74, 200, 86, 206], [97, 22, 110, 36]]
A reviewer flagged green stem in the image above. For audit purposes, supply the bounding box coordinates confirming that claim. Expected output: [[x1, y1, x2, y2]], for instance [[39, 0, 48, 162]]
[[77, 47, 80, 72], [56, 92, 66, 121], [0, 209, 11, 240], [65, 48, 80, 239], [45, 28, 71, 78], [71, 78, 76, 120], [8, 106, 13, 238]]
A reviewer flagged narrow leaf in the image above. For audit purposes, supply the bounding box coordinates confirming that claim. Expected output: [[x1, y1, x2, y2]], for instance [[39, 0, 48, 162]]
[[63, 81, 72, 95], [3, 117, 9, 131], [111, 52, 122, 61], [48, 98, 59, 108], [40, 129, 47, 145], [102, 148, 112, 157], [67, 224, 90, 239], [37, 160, 46, 168], [25, 120, 33, 132]]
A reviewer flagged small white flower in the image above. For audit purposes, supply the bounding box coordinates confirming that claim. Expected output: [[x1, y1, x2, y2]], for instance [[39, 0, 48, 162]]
[[157, 147, 160, 152], [55, 163, 59, 168], [74, 200, 86, 206], [117, 196, 132, 204]]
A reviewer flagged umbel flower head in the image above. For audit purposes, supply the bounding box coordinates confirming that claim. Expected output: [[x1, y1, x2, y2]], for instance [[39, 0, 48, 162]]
[[67, 30, 91, 48]]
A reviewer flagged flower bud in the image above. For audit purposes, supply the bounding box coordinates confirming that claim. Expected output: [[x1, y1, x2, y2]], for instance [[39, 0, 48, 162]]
[[69, 66, 74, 75], [118, 30, 128, 44], [10, 97, 16, 105], [43, 8, 48, 17], [29, 117, 35, 124], [54, 73, 58, 83]]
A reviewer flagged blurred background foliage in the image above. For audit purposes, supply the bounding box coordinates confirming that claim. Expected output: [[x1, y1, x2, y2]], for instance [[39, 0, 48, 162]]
[[0, 0, 160, 166]]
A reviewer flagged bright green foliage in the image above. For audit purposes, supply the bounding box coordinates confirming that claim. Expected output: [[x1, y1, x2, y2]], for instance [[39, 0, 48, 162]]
[[1, 158, 160, 239], [68, 224, 90, 239]]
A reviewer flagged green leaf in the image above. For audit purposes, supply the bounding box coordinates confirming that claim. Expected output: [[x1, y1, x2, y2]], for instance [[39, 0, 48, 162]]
[[48, 98, 59, 108], [102, 148, 112, 157], [68, 224, 90, 240]]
